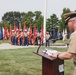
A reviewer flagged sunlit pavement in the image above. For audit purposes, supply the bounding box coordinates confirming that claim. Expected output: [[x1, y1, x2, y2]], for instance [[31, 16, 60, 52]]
[[0, 43, 67, 50]]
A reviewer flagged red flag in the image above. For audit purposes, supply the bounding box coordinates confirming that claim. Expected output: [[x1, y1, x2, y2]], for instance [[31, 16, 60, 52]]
[[7, 28, 9, 37], [23, 22, 26, 31], [28, 25, 32, 44], [18, 29, 20, 45], [33, 25, 37, 40], [29, 25, 32, 38], [9, 25, 12, 36], [4, 24, 7, 40], [17, 23, 22, 45], [9, 25, 12, 43], [14, 23, 16, 32]]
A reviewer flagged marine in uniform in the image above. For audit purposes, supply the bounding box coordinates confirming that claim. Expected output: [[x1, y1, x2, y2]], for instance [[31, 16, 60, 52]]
[[45, 32, 50, 47], [12, 30, 15, 45], [20, 29, 22, 45], [24, 30, 28, 46], [21, 31, 24, 46], [15, 29, 18, 45], [50, 12, 76, 75]]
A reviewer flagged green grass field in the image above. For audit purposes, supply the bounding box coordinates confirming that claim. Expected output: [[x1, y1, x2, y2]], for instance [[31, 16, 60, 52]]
[[56, 39, 69, 44], [0, 40, 10, 44], [0, 46, 74, 75]]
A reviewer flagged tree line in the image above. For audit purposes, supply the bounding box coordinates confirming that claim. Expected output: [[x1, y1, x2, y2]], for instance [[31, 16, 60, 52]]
[[0, 8, 76, 33]]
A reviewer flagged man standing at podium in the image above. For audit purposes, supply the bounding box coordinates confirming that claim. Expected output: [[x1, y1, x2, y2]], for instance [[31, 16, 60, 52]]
[[51, 12, 76, 75]]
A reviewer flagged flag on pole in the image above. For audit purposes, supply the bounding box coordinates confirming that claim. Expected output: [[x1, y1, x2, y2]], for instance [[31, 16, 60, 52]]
[[10, 25, 12, 36], [28, 24, 32, 44], [40, 27, 44, 45], [29, 25, 32, 38], [14, 22, 16, 32], [33, 25, 37, 41], [17, 23, 21, 45], [9, 25, 12, 43], [23, 22, 26, 31], [7, 28, 9, 38], [18, 29, 20, 45], [3, 24, 7, 40]]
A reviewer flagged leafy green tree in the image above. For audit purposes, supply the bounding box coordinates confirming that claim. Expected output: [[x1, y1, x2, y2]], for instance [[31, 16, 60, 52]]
[[34, 11, 43, 31], [22, 11, 43, 31], [2, 11, 26, 28], [34, 11, 42, 20], [61, 8, 71, 30], [22, 11, 35, 28], [46, 14, 59, 31]]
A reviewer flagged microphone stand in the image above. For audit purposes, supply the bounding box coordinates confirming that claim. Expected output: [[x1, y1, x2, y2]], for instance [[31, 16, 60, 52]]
[[36, 43, 48, 54], [37, 44, 41, 53]]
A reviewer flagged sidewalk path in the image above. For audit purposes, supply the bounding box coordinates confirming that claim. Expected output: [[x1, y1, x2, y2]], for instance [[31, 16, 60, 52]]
[[0, 43, 67, 50], [0, 43, 37, 50]]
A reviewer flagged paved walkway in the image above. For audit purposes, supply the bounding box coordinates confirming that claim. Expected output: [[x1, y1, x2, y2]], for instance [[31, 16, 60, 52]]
[[0, 43, 38, 50], [0, 43, 67, 50]]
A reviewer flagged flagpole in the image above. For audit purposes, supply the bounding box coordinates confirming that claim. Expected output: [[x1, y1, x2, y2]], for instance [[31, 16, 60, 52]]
[[43, 0, 47, 43]]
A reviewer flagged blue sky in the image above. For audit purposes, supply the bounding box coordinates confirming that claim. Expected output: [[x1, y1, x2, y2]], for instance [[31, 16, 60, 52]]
[[0, 0, 76, 21]]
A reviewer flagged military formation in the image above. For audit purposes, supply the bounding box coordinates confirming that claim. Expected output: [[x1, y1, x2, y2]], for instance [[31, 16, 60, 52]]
[[3, 23, 62, 46], [10, 29, 44, 46]]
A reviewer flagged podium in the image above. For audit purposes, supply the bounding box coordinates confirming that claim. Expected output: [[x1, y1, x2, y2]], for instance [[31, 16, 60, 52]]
[[34, 50, 64, 75]]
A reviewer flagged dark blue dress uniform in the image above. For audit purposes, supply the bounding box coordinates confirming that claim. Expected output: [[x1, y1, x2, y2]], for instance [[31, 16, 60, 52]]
[[20, 34, 22, 46], [15, 36, 18, 45], [24, 31, 28, 46], [12, 31, 15, 45]]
